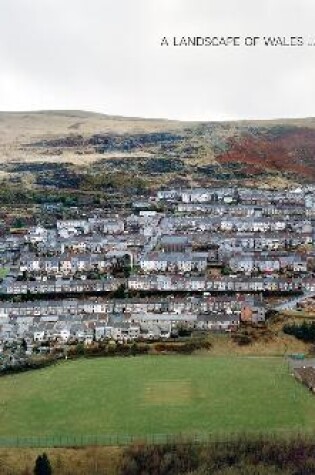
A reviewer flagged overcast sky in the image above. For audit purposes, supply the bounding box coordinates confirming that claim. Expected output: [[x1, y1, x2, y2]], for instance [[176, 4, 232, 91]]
[[0, 0, 314, 121]]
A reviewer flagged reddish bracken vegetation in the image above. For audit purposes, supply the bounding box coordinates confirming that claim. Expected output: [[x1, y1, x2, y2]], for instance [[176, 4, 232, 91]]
[[216, 127, 315, 179]]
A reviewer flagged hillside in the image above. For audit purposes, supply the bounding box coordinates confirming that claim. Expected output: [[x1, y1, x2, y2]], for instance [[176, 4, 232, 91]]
[[1, 110, 315, 189]]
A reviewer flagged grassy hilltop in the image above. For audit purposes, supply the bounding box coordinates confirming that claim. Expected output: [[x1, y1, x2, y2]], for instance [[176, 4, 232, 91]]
[[0, 110, 315, 190]]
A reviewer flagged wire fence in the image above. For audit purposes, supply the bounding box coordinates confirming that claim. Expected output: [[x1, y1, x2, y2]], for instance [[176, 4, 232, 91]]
[[0, 430, 313, 448]]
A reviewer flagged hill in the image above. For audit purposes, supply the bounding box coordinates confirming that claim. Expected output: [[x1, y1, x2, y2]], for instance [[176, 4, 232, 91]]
[[1, 110, 315, 188]]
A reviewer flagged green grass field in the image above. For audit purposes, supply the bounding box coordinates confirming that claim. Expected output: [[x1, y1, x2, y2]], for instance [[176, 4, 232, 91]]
[[0, 267, 9, 279], [0, 356, 315, 439]]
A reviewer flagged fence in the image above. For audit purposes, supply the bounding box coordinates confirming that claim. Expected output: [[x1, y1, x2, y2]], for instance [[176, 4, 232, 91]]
[[0, 430, 313, 448]]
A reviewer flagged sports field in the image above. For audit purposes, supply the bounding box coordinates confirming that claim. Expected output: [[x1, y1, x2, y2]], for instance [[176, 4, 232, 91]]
[[0, 356, 314, 439]]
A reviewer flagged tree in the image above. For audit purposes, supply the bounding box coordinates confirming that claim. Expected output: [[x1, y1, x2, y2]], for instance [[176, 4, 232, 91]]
[[34, 453, 52, 475], [221, 266, 231, 276], [130, 342, 138, 356], [21, 338, 28, 352], [124, 266, 131, 278], [112, 284, 127, 299], [14, 217, 26, 229], [76, 342, 85, 355]]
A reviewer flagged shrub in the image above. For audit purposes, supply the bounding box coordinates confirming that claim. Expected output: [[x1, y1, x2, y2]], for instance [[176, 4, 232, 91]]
[[283, 321, 315, 342], [33, 452, 52, 475], [119, 437, 315, 475], [153, 339, 211, 354]]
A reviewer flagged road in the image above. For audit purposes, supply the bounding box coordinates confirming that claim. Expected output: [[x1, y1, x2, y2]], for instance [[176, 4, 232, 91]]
[[273, 290, 315, 311]]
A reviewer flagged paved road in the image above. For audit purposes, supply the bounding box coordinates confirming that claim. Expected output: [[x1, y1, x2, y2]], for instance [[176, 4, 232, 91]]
[[273, 290, 315, 311]]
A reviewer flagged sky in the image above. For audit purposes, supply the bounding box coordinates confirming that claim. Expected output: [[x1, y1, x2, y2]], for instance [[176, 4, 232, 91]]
[[0, 0, 314, 121]]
